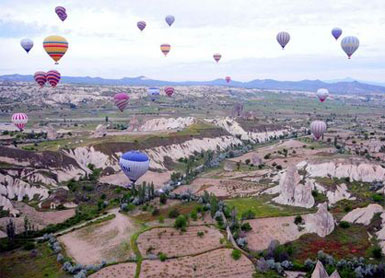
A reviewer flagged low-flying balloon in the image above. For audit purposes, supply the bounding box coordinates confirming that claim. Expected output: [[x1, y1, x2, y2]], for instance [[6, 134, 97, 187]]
[[160, 44, 171, 56], [276, 32, 290, 49], [114, 93, 130, 112], [137, 21, 146, 31], [55, 6, 67, 21], [213, 53, 222, 63], [20, 39, 33, 53], [331, 27, 342, 40], [310, 120, 327, 140], [317, 88, 329, 102], [34, 71, 47, 87], [341, 36, 359, 59], [148, 87, 160, 101], [225, 76, 231, 83], [43, 35, 68, 64], [164, 87, 174, 97], [165, 15, 175, 26], [11, 113, 28, 131], [47, 70, 61, 87], [119, 151, 150, 186]]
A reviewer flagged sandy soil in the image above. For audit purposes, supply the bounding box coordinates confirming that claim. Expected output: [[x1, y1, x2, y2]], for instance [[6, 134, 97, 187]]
[[137, 225, 224, 258], [246, 216, 307, 251], [59, 209, 139, 265], [140, 248, 254, 278], [89, 262, 137, 278]]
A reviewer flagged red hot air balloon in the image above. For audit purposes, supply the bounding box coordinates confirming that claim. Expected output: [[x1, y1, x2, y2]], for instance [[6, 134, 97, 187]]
[[114, 93, 130, 112], [213, 53, 222, 63], [137, 21, 146, 31], [34, 71, 47, 87], [225, 76, 231, 83], [47, 70, 61, 87], [164, 87, 174, 97], [12, 113, 28, 131]]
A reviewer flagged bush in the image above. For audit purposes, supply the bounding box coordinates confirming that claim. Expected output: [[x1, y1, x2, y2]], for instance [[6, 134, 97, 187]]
[[241, 222, 252, 232], [168, 208, 180, 218], [231, 249, 242, 260], [152, 208, 160, 216], [197, 231, 204, 237], [23, 241, 36, 250], [160, 193, 167, 204], [372, 246, 383, 259], [294, 215, 303, 225], [264, 153, 271, 159], [339, 221, 350, 229], [190, 210, 198, 221], [241, 209, 256, 220], [158, 252, 167, 262], [372, 193, 385, 203], [174, 215, 187, 230], [158, 216, 164, 223]]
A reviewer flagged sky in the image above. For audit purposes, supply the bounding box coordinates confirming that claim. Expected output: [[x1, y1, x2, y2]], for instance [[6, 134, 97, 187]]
[[1, 0, 385, 82]]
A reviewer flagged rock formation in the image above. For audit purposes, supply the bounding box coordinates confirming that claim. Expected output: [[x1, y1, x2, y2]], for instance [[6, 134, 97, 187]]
[[92, 124, 108, 138], [140, 117, 195, 131], [326, 183, 356, 205], [342, 204, 383, 225], [304, 203, 335, 237], [311, 261, 329, 278]]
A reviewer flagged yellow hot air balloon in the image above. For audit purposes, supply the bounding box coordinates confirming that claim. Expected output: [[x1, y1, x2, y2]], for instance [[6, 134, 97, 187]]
[[43, 35, 68, 64], [160, 44, 171, 56]]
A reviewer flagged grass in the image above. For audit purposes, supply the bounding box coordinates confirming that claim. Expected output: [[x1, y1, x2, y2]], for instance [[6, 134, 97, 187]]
[[0, 244, 71, 278]]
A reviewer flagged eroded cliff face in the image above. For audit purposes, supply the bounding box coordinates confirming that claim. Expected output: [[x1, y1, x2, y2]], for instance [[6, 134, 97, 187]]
[[304, 203, 335, 238], [139, 117, 196, 131]]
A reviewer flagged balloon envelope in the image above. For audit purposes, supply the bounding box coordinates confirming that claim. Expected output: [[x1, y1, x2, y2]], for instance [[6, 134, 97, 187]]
[[119, 151, 150, 183], [310, 120, 327, 140], [331, 27, 342, 40], [34, 71, 47, 87], [213, 53, 222, 63], [47, 70, 61, 87], [276, 32, 290, 49], [341, 36, 359, 59], [160, 44, 171, 56], [148, 87, 160, 101], [12, 113, 28, 131], [225, 76, 231, 83], [137, 21, 146, 31], [165, 15, 175, 26], [43, 35, 68, 64], [114, 93, 130, 112], [20, 39, 33, 53], [164, 87, 174, 97], [317, 88, 329, 102], [55, 6, 67, 21]]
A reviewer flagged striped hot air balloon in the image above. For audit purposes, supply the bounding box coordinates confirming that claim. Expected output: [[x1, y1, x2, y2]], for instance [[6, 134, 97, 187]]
[[34, 71, 47, 87], [12, 113, 28, 131], [164, 87, 174, 97], [43, 35, 68, 64], [310, 120, 327, 140], [341, 36, 359, 59], [316, 88, 329, 102], [114, 93, 130, 112], [331, 27, 342, 40], [225, 76, 231, 83], [55, 6, 67, 21], [47, 70, 61, 87], [160, 44, 171, 56], [20, 39, 33, 53], [276, 32, 290, 49], [137, 21, 146, 31], [213, 53, 222, 63], [119, 151, 150, 186]]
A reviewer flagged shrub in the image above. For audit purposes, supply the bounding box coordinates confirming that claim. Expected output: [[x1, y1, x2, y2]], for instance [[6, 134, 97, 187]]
[[168, 208, 180, 218], [174, 215, 187, 230], [294, 215, 303, 225], [241, 209, 256, 220], [152, 208, 160, 216], [372, 193, 385, 203], [158, 252, 167, 262], [23, 241, 36, 250], [160, 193, 167, 204], [197, 231, 204, 237], [158, 216, 164, 223], [264, 153, 271, 159], [241, 222, 252, 232], [339, 221, 350, 229], [190, 210, 198, 221], [231, 249, 242, 260], [372, 246, 383, 259]]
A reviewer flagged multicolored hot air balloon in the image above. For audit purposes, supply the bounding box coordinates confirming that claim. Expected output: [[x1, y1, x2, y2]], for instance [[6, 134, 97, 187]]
[[164, 87, 174, 97], [225, 76, 231, 83], [20, 39, 33, 53], [34, 71, 47, 88], [276, 32, 290, 49], [165, 15, 175, 26], [114, 93, 130, 112], [148, 87, 160, 101], [43, 35, 68, 64], [317, 88, 329, 102], [341, 36, 359, 59], [213, 53, 222, 63], [331, 27, 342, 40], [310, 120, 327, 140], [119, 151, 149, 186], [11, 113, 28, 131], [137, 21, 146, 31], [55, 6, 67, 21], [47, 70, 61, 87], [160, 44, 171, 56]]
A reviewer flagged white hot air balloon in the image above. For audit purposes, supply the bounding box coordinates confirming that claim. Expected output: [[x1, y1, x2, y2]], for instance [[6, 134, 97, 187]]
[[119, 151, 150, 188], [310, 120, 327, 140], [20, 39, 33, 53], [341, 36, 359, 59], [317, 88, 329, 102]]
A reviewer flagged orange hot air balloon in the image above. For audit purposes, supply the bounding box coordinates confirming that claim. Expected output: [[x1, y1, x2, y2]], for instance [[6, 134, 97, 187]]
[[160, 44, 171, 56], [43, 35, 68, 64]]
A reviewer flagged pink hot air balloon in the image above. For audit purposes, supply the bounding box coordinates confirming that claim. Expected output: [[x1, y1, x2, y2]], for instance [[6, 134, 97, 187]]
[[46, 70, 61, 87], [213, 53, 222, 63], [164, 87, 174, 97], [12, 113, 28, 131], [137, 21, 146, 31], [225, 76, 231, 83], [114, 93, 130, 112], [310, 120, 327, 140], [34, 71, 47, 87], [55, 6, 67, 21], [317, 88, 329, 103]]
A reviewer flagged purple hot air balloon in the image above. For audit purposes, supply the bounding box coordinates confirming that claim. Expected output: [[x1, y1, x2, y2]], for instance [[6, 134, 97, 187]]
[[137, 21, 146, 31], [331, 27, 342, 40], [55, 6, 67, 21], [276, 32, 290, 49], [114, 93, 130, 112], [165, 15, 175, 26]]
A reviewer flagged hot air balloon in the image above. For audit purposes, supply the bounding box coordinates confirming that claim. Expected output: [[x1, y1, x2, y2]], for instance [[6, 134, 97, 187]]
[[341, 36, 359, 59], [164, 87, 174, 97], [55, 6, 67, 21], [148, 87, 160, 101], [114, 93, 130, 112], [165, 15, 175, 26], [331, 27, 342, 40], [213, 53, 222, 63], [276, 32, 290, 49], [317, 88, 329, 102], [43, 35, 68, 64], [119, 151, 149, 187], [310, 120, 327, 140], [137, 21, 146, 31], [20, 39, 33, 53], [160, 44, 171, 56], [46, 70, 61, 87], [225, 76, 231, 83], [34, 71, 47, 88], [11, 113, 28, 131]]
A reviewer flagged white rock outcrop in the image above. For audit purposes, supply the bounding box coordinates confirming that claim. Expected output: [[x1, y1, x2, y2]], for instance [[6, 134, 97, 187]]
[[342, 204, 383, 226], [376, 212, 385, 255], [140, 117, 195, 131], [311, 261, 329, 278], [326, 183, 356, 205], [304, 203, 335, 237]]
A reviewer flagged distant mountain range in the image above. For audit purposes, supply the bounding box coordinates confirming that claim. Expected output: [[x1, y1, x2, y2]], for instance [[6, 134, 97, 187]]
[[1, 74, 385, 95]]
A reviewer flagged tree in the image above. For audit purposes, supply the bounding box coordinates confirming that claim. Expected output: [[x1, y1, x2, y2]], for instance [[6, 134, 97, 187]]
[[174, 215, 187, 230], [231, 249, 241, 260], [236, 161, 241, 171], [6, 219, 16, 243], [105, 116, 109, 122], [245, 159, 251, 165]]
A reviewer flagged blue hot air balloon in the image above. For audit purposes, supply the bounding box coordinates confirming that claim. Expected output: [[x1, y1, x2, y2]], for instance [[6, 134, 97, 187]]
[[331, 27, 342, 40], [165, 15, 175, 26], [341, 36, 359, 59], [20, 39, 33, 53], [119, 151, 149, 187], [148, 87, 160, 101]]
